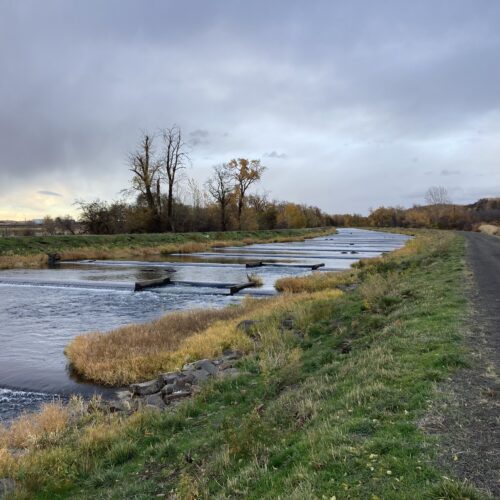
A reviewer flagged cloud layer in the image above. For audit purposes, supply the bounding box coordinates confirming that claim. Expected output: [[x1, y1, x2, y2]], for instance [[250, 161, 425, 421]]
[[0, 0, 499, 219]]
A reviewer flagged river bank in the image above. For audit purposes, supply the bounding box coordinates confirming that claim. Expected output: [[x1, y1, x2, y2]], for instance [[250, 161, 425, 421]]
[[0, 228, 407, 420], [0, 229, 489, 498], [0, 227, 336, 269]]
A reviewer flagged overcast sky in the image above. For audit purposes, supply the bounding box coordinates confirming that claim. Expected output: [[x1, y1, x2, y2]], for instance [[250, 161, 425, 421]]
[[1, 0, 499, 219]]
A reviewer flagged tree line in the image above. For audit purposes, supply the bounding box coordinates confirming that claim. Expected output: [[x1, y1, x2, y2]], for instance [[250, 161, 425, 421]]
[[75, 127, 334, 234], [331, 188, 500, 230]]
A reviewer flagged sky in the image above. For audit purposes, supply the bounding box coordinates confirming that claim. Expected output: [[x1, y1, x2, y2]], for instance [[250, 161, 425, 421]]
[[0, 0, 499, 220]]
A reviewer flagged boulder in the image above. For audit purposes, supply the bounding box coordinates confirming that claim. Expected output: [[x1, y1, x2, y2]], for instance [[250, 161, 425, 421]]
[[130, 378, 163, 396], [144, 393, 166, 409], [162, 390, 191, 405], [197, 360, 218, 375], [158, 371, 182, 385], [107, 399, 132, 412], [161, 384, 174, 396], [236, 319, 260, 334], [187, 368, 211, 382], [182, 359, 217, 375]]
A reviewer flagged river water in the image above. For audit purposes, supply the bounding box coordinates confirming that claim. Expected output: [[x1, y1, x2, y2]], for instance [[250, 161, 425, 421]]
[[0, 228, 409, 420]]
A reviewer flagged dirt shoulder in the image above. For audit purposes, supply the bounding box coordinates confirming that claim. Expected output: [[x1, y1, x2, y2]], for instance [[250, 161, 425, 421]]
[[422, 232, 500, 497]]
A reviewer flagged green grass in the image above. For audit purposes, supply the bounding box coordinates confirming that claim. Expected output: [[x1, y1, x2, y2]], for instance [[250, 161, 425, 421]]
[[3, 231, 488, 499], [0, 228, 332, 256]]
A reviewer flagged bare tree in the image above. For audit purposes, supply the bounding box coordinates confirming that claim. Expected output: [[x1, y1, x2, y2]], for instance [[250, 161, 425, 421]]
[[160, 125, 190, 231], [206, 164, 233, 231], [227, 158, 265, 229], [425, 186, 451, 205], [128, 133, 161, 229], [55, 215, 76, 235]]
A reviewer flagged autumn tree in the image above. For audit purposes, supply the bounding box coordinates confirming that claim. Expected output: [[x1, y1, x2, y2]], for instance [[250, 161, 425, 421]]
[[206, 163, 234, 231], [227, 158, 265, 229], [160, 126, 190, 231], [128, 133, 161, 230]]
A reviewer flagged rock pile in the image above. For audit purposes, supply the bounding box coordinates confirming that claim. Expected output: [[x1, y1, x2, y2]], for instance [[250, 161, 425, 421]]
[[108, 350, 243, 413]]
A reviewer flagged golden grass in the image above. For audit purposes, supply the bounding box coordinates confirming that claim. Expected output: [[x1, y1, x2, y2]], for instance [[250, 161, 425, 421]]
[[478, 224, 500, 236], [275, 269, 358, 293], [66, 300, 270, 386], [0, 254, 47, 270], [0, 402, 69, 450], [65, 290, 343, 386]]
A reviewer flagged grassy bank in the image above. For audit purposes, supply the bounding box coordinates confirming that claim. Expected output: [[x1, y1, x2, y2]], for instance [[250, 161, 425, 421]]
[[0, 227, 335, 269], [0, 230, 487, 498]]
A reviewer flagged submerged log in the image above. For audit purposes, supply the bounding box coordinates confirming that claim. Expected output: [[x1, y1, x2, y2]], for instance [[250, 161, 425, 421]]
[[311, 263, 325, 270], [134, 277, 171, 292], [245, 261, 263, 268], [229, 282, 257, 295], [260, 262, 325, 270]]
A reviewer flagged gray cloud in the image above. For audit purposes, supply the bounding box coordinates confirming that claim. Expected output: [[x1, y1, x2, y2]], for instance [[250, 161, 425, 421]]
[[264, 151, 288, 159], [37, 190, 63, 197], [0, 0, 499, 217], [441, 169, 461, 176], [189, 129, 210, 146]]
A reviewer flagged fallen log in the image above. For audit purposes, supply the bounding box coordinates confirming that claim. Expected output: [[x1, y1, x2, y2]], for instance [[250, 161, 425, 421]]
[[311, 263, 325, 270], [229, 282, 257, 295], [260, 262, 325, 270], [245, 261, 264, 268], [134, 277, 171, 292]]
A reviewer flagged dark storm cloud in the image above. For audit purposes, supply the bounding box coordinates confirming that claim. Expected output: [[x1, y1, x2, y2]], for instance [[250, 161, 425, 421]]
[[0, 0, 499, 215]]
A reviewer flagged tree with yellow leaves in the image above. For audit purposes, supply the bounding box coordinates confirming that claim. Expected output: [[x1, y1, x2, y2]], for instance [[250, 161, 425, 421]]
[[226, 158, 265, 229]]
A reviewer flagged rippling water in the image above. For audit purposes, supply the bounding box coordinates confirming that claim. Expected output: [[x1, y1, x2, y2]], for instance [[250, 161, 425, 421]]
[[0, 228, 410, 420]]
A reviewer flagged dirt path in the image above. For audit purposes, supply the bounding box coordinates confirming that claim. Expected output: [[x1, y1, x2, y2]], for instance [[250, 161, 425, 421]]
[[424, 232, 500, 497]]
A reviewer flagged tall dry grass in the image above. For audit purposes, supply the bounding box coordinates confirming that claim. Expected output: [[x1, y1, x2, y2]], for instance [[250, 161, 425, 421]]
[[66, 300, 262, 386], [0, 402, 69, 450], [0, 254, 47, 270], [275, 269, 358, 293], [478, 224, 500, 236], [65, 290, 343, 386]]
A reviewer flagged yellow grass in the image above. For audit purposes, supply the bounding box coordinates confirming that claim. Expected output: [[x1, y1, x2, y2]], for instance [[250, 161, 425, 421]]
[[275, 269, 358, 293], [478, 224, 500, 236], [0, 254, 46, 270], [66, 300, 268, 386], [0, 402, 69, 450], [65, 290, 343, 386]]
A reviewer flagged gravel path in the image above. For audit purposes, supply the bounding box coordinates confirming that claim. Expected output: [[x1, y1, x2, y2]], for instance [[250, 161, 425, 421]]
[[425, 232, 500, 497]]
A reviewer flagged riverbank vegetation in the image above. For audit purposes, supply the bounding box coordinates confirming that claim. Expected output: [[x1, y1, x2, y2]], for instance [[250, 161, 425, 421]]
[[332, 193, 500, 231], [0, 230, 488, 498], [0, 227, 335, 270]]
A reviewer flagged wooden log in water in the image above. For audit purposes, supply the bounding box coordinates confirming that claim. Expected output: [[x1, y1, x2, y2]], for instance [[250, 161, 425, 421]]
[[229, 282, 257, 295], [311, 263, 325, 270], [245, 261, 263, 268], [260, 262, 325, 270], [134, 277, 171, 292]]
